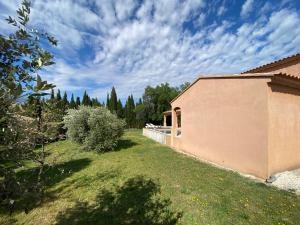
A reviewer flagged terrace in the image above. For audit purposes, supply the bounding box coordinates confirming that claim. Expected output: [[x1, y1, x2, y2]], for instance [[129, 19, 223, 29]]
[[142, 109, 181, 145]]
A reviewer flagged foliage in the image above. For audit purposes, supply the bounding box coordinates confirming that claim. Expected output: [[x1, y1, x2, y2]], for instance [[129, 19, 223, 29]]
[[63, 106, 91, 144], [64, 106, 125, 152], [56, 89, 62, 101], [84, 107, 126, 152], [135, 99, 146, 128], [108, 86, 118, 113], [103, 83, 190, 128], [142, 83, 179, 124], [82, 90, 90, 106], [125, 95, 136, 128], [75, 96, 81, 108], [69, 94, 76, 109], [176, 82, 190, 93], [1, 130, 300, 224], [117, 99, 124, 118], [0, 0, 57, 213]]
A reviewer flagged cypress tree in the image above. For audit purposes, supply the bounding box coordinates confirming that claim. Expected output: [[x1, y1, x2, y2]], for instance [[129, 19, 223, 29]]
[[125, 95, 136, 128], [50, 89, 55, 100], [91, 98, 101, 107], [82, 90, 90, 106], [75, 96, 81, 108], [69, 94, 76, 109], [56, 89, 62, 101], [137, 98, 142, 106], [106, 93, 110, 109], [62, 91, 69, 106], [117, 99, 123, 118], [109, 86, 118, 113]]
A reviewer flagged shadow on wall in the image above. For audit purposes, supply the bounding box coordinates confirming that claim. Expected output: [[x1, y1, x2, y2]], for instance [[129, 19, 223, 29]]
[[55, 176, 182, 225]]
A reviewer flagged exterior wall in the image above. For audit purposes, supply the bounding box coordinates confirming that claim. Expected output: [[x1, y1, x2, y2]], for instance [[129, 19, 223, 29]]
[[268, 84, 300, 175], [253, 59, 300, 77], [171, 78, 270, 178], [166, 135, 171, 146]]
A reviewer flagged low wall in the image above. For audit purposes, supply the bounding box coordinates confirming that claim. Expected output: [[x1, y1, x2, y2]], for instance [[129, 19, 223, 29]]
[[143, 128, 170, 145]]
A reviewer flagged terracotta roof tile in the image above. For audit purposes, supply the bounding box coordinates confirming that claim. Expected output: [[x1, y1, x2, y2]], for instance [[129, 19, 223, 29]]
[[242, 53, 300, 74]]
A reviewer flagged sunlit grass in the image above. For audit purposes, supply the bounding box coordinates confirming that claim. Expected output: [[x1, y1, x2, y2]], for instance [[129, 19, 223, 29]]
[[1, 130, 300, 225]]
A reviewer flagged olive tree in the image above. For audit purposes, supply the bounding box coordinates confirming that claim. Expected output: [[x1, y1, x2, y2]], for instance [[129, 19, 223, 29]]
[[0, 0, 57, 213], [64, 106, 126, 152]]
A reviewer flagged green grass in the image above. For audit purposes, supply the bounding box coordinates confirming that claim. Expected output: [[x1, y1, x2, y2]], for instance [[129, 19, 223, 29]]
[[1, 130, 300, 225]]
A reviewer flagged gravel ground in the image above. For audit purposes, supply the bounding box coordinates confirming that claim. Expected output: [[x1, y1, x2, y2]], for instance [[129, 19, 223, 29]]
[[271, 168, 300, 195]]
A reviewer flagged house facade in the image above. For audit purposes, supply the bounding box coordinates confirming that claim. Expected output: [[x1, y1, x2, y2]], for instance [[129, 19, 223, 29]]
[[144, 53, 300, 179]]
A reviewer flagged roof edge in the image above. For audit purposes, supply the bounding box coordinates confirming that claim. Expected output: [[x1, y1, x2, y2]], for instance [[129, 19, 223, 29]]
[[170, 73, 274, 104], [242, 53, 300, 74]]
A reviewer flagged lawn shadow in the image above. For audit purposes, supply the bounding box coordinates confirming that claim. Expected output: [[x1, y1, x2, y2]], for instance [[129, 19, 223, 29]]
[[17, 158, 92, 188], [55, 169, 121, 191], [10, 158, 92, 212], [114, 139, 138, 151], [55, 176, 182, 225]]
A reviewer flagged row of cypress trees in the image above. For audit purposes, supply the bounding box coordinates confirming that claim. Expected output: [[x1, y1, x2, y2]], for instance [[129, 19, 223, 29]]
[[106, 87, 141, 128], [49, 87, 141, 128], [50, 89, 102, 109]]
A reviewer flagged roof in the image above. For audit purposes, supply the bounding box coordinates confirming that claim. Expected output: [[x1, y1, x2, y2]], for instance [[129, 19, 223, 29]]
[[163, 110, 172, 115], [171, 72, 300, 104], [242, 53, 300, 74]]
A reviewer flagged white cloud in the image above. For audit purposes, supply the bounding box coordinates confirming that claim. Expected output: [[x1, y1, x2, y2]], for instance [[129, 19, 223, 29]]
[[1, 0, 300, 101], [218, 3, 227, 16], [241, 0, 255, 18]]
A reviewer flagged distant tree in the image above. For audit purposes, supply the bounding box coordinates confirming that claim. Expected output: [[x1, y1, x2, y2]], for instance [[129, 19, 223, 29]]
[[69, 94, 76, 109], [50, 89, 55, 100], [125, 95, 136, 128], [106, 93, 110, 109], [137, 98, 142, 106], [75, 96, 81, 108], [82, 91, 90, 106], [143, 83, 178, 124], [56, 89, 62, 101], [135, 100, 146, 128], [62, 91, 69, 107], [117, 99, 124, 118], [177, 82, 190, 93], [109, 86, 118, 113], [91, 98, 101, 107]]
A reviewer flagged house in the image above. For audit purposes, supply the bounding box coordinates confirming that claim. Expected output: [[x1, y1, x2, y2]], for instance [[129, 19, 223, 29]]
[[144, 53, 300, 179], [242, 53, 300, 76]]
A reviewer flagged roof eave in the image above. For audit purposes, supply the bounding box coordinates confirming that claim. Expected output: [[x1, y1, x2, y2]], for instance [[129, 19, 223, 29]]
[[170, 73, 274, 104], [242, 53, 300, 74]]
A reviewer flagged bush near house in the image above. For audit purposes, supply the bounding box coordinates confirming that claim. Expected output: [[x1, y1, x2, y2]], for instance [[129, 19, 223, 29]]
[[63, 106, 125, 152]]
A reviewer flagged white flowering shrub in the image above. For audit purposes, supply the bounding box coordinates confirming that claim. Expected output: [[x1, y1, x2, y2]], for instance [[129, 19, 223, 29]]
[[63, 106, 125, 152]]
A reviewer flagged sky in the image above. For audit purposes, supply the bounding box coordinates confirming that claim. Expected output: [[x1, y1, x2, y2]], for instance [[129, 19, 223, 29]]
[[1, 0, 300, 102]]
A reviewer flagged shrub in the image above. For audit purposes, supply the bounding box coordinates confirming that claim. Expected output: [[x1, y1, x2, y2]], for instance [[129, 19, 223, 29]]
[[64, 106, 126, 152], [63, 106, 91, 144]]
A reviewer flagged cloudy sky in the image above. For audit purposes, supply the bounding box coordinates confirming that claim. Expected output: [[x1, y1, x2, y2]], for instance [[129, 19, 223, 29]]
[[1, 0, 300, 102]]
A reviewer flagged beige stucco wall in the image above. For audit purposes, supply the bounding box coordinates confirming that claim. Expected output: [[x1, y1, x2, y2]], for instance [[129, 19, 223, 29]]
[[268, 84, 300, 175], [171, 78, 270, 178]]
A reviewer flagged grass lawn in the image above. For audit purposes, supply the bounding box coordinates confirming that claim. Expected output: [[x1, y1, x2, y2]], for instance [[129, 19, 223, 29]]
[[1, 130, 300, 225]]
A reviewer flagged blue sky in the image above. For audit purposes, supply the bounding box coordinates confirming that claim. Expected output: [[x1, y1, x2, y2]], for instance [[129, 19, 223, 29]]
[[1, 0, 300, 102]]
